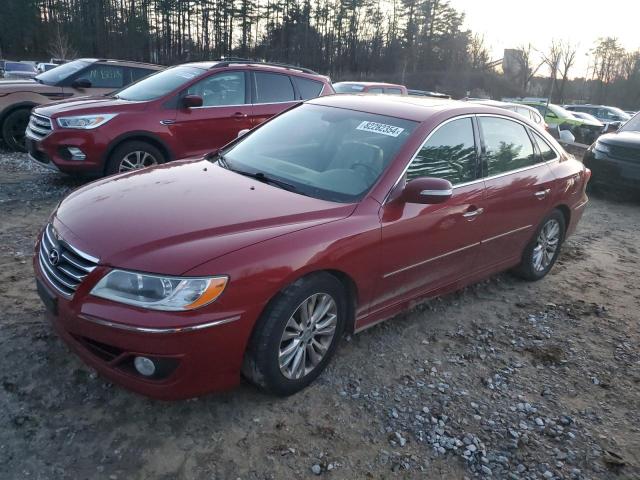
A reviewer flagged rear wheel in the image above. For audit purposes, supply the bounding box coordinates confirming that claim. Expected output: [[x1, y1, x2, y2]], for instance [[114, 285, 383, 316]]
[[106, 140, 165, 176], [2, 108, 31, 151], [513, 210, 566, 281], [243, 273, 346, 396]]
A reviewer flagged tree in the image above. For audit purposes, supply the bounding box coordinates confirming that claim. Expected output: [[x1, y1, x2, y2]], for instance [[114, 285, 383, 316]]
[[557, 41, 577, 103]]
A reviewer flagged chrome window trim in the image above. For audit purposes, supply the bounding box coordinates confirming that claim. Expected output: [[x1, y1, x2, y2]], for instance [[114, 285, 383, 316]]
[[420, 189, 453, 196], [383, 112, 562, 204], [79, 314, 241, 334], [383, 114, 477, 205]]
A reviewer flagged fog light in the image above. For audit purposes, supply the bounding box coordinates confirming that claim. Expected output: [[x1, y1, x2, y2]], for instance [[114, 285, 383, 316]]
[[133, 356, 156, 377], [67, 147, 86, 161]]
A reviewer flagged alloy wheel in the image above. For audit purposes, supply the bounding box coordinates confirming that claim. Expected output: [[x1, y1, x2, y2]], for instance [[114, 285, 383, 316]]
[[532, 218, 560, 272], [278, 293, 338, 380], [118, 151, 158, 172]]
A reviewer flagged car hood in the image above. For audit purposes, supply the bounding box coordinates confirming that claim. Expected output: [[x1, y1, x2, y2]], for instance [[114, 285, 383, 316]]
[[599, 131, 640, 148], [52, 159, 356, 275], [0, 79, 59, 96], [35, 96, 147, 117]]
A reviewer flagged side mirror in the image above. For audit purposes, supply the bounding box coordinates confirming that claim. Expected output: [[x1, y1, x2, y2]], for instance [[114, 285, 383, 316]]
[[237, 128, 250, 138], [183, 95, 203, 108], [71, 78, 92, 89], [402, 177, 453, 204]]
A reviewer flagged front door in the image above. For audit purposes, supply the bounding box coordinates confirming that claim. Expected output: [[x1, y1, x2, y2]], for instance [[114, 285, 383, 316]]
[[372, 117, 486, 313], [173, 70, 253, 157], [476, 115, 556, 270]]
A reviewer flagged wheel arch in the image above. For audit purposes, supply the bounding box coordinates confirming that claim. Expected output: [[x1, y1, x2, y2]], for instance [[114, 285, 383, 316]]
[[103, 131, 175, 173], [0, 102, 38, 127], [553, 204, 571, 237]]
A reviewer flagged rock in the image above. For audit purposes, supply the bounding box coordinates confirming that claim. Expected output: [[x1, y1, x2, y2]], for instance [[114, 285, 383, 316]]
[[481, 465, 492, 475], [311, 464, 322, 475], [535, 418, 545, 427]]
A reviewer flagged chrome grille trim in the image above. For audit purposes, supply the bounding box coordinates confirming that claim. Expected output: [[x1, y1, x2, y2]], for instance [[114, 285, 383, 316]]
[[38, 224, 98, 297], [26, 113, 53, 141]]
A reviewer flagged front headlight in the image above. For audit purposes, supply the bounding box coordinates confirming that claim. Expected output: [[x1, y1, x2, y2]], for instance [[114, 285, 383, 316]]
[[57, 113, 117, 130], [91, 270, 228, 311], [594, 140, 611, 154]]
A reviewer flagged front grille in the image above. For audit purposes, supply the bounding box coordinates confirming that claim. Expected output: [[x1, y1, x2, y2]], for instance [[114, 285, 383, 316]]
[[609, 144, 640, 163], [38, 224, 98, 297], [26, 113, 53, 140]]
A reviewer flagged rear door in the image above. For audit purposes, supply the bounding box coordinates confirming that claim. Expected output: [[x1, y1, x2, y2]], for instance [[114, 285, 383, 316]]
[[374, 117, 486, 311], [475, 115, 556, 270], [172, 70, 252, 157], [249, 71, 299, 127]]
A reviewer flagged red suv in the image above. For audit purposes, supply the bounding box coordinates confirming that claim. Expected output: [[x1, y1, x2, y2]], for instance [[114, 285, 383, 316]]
[[34, 96, 589, 399], [26, 60, 333, 176]]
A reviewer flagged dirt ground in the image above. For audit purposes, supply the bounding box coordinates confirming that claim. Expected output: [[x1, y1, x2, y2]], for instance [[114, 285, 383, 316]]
[[0, 150, 639, 480]]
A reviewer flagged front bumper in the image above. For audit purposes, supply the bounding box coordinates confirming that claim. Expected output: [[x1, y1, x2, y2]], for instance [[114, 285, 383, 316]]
[[25, 127, 110, 175], [33, 245, 256, 400], [583, 149, 640, 191]]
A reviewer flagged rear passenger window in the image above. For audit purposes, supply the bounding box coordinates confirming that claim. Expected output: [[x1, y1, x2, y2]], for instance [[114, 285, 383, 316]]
[[368, 87, 384, 93], [293, 77, 324, 100], [386, 88, 403, 95], [407, 118, 477, 185], [480, 117, 537, 176], [254, 72, 295, 103], [532, 131, 557, 161]]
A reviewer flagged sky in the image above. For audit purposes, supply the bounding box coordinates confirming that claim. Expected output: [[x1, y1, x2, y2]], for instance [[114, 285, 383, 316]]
[[451, 0, 640, 78]]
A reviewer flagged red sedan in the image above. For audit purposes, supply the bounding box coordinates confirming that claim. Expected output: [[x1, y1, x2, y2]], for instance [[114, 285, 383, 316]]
[[33, 95, 590, 399]]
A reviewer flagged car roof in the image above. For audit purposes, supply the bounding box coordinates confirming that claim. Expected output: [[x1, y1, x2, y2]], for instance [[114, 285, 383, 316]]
[[333, 81, 404, 87], [178, 61, 325, 78], [309, 94, 517, 123]]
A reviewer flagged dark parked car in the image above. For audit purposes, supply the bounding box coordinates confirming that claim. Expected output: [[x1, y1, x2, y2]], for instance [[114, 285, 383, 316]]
[[0, 58, 162, 151], [1, 61, 37, 80], [583, 112, 640, 192], [564, 104, 630, 132], [34, 95, 589, 399], [27, 60, 334, 176]]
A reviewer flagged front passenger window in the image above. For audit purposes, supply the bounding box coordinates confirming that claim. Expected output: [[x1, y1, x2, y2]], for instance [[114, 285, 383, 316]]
[[187, 72, 246, 106], [407, 118, 478, 185], [479, 117, 537, 175]]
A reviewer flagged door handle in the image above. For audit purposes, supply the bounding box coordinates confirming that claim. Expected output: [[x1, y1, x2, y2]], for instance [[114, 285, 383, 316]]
[[534, 188, 551, 199], [462, 207, 484, 220], [232, 112, 247, 120]]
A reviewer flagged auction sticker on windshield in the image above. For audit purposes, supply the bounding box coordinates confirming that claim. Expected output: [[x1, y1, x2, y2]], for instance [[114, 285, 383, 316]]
[[356, 121, 405, 137]]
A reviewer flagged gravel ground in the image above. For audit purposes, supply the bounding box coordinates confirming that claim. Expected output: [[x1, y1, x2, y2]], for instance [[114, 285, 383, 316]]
[[0, 149, 639, 480]]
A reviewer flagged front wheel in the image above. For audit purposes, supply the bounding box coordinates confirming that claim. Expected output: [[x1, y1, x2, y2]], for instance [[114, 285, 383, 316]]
[[513, 210, 566, 281], [106, 140, 165, 176], [2, 108, 31, 151], [243, 273, 346, 396]]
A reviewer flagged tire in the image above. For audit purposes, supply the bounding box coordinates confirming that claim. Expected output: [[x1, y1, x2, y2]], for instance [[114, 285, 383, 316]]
[[105, 140, 165, 176], [242, 272, 346, 396], [513, 209, 566, 281], [2, 108, 31, 152]]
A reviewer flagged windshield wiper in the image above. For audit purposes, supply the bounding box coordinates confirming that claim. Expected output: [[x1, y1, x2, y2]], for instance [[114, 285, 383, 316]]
[[234, 169, 300, 193]]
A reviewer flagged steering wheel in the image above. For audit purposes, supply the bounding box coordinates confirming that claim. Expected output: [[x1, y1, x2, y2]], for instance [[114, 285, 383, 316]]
[[351, 162, 379, 184]]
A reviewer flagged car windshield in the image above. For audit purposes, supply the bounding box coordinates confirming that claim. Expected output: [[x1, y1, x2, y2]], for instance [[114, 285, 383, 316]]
[[333, 83, 365, 93], [115, 66, 202, 101], [620, 113, 640, 132], [221, 103, 418, 203], [35, 59, 90, 84], [6, 62, 35, 72], [607, 107, 631, 121]]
